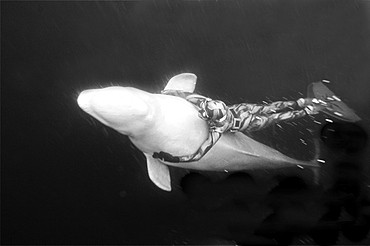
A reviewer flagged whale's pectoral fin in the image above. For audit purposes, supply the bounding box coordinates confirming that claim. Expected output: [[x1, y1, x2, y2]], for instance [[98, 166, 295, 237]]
[[164, 73, 197, 93], [144, 153, 172, 191]]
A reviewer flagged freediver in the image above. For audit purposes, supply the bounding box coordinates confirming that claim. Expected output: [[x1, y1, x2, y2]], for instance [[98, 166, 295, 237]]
[[153, 81, 360, 163]]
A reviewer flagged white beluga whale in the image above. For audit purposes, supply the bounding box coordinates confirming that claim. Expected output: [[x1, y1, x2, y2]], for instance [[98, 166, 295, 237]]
[[77, 73, 321, 191]]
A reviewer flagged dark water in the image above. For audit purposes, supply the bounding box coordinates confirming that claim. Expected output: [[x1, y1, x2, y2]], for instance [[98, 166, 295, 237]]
[[2, 1, 370, 245]]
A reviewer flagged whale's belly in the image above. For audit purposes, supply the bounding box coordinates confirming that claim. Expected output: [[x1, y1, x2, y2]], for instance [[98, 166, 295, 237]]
[[130, 94, 209, 156]]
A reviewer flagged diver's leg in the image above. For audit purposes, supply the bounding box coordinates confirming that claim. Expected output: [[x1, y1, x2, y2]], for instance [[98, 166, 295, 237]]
[[229, 103, 275, 132], [268, 110, 307, 122], [242, 109, 307, 132], [247, 101, 301, 115]]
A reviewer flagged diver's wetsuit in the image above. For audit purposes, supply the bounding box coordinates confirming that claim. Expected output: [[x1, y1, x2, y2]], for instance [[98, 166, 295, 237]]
[[228, 100, 306, 132], [153, 90, 309, 163]]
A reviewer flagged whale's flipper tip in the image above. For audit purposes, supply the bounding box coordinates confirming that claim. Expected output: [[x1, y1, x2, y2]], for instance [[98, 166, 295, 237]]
[[144, 153, 172, 191], [164, 73, 197, 93]]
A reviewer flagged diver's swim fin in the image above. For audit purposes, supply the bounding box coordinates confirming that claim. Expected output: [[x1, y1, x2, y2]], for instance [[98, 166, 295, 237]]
[[307, 81, 361, 122]]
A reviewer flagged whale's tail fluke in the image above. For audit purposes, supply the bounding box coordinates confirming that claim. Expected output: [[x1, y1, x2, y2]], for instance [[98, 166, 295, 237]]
[[293, 137, 322, 185], [311, 138, 322, 185]]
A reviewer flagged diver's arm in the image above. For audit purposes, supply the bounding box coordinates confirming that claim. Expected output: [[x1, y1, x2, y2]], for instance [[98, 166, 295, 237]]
[[152, 130, 222, 163], [179, 130, 222, 162]]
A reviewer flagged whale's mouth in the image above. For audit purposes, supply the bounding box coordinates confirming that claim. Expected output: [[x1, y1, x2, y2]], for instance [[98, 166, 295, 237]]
[[77, 89, 108, 125], [77, 89, 95, 112]]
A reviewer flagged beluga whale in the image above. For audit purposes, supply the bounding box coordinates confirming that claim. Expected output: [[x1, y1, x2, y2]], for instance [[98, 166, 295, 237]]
[[77, 73, 321, 191]]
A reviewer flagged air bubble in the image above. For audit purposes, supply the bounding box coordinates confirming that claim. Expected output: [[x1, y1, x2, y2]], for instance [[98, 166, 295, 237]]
[[332, 95, 341, 101]]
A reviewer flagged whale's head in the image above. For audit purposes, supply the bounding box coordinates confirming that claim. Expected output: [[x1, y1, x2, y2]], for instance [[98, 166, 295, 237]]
[[77, 86, 152, 135]]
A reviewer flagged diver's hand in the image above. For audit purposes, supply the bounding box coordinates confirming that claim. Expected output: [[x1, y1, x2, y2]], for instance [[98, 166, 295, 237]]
[[297, 98, 315, 108], [300, 98, 327, 115], [153, 151, 180, 163], [304, 105, 320, 115]]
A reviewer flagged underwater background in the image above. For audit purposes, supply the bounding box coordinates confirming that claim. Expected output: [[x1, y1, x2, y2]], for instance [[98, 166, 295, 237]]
[[2, 1, 370, 245]]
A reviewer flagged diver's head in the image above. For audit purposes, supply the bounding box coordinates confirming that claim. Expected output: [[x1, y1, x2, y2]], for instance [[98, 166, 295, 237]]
[[200, 100, 227, 121]]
